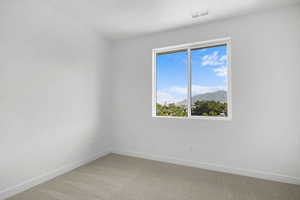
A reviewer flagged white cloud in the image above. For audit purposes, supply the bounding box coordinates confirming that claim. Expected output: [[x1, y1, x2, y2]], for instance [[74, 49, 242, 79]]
[[168, 86, 187, 95], [201, 51, 228, 77], [157, 90, 186, 104], [157, 86, 188, 104], [220, 55, 227, 62], [157, 91, 178, 104], [213, 66, 227, 77], [202, 51, 226, 66]]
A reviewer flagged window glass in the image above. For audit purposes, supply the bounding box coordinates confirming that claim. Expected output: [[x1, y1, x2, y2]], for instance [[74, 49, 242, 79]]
[[156, 50, 188, 117], [191, 45, 228, 117]]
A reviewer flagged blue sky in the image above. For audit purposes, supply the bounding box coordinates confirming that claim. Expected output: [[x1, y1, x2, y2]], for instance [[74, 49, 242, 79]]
[[156, 45, 228, 104]]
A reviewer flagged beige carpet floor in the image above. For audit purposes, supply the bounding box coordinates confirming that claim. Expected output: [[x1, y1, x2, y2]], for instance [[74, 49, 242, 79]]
[[7, 154, 300, 200]]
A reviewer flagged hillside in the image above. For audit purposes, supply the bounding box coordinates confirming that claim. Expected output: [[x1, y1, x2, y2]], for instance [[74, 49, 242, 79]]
[[177, 90, 227, 105]]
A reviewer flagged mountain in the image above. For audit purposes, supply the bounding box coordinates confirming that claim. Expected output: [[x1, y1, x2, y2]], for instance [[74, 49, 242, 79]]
[[177, 90, 227, 105]]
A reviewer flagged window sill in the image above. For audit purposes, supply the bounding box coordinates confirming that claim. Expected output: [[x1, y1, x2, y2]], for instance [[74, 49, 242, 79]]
[[152, 115, 232, 121]]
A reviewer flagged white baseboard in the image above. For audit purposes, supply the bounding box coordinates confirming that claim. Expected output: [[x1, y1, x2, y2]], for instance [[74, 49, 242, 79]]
[[112, 150, 300, 186], [0, 150, 110, 200]]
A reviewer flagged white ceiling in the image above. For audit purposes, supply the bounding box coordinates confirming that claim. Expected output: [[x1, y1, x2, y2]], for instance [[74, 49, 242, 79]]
[[2, 0, 300, 40]]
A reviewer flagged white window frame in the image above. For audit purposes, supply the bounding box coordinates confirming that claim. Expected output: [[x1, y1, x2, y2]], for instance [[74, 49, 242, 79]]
[[152, 37, 232, 120]]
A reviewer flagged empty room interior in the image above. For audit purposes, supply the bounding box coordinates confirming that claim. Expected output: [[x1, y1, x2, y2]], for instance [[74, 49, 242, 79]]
[[1, 0, 300, 199]]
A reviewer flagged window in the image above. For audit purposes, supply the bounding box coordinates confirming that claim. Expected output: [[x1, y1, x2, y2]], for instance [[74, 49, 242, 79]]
[[152, 38, 232, 120]]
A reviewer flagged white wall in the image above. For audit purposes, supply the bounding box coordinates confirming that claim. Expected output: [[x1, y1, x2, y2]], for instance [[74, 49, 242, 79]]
[[1, 2, 300, 198], [111, 5, 300, 183], [0, 1, 112, 198]]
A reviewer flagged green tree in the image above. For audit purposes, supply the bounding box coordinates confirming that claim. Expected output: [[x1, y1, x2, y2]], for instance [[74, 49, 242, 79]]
[[156, 103, 187, 117], [191, 101, 227, 117], [156, 101, 227, 117]]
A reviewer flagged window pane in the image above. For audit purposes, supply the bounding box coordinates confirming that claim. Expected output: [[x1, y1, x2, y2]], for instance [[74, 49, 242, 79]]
[[191, 45, 228, 117], [156, 50, 188, 117]]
